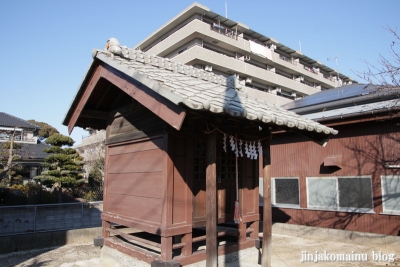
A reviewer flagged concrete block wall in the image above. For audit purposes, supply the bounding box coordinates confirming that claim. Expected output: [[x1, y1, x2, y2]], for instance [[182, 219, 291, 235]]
[[0, 203, 102, 235], [0, 227, 102, 254]]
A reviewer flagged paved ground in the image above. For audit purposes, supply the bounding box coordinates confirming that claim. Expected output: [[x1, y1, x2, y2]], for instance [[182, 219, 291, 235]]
[[1, 233, 399, 267], [268, 233, 399, 267]]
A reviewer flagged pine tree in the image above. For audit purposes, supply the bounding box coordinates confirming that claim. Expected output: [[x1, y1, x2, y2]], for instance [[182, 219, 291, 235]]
[[27, 120, 59, 141], [34, 133, 84, 187]]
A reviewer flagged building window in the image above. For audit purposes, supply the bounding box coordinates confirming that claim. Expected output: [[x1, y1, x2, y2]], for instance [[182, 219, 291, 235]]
[[307, 176, 373, 212], [381, 175, 400, 215], [272, 178, 300, 207]]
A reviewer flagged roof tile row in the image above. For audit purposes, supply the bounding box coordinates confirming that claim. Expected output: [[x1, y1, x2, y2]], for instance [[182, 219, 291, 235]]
[[91, 40, 338, 137]]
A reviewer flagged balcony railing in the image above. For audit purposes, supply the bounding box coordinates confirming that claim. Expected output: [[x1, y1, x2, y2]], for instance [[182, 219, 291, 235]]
[[210, 23, 238, 40], [0, 134, 38, 144]]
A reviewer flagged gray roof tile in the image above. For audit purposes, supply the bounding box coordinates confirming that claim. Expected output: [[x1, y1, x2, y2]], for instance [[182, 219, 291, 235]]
[[90, 43, 338, 138], [0, 112, 40, 129], [0, 142, 49, 160]]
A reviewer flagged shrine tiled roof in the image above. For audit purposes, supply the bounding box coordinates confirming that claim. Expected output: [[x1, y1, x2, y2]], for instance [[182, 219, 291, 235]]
[[89, 39, 338, 139]]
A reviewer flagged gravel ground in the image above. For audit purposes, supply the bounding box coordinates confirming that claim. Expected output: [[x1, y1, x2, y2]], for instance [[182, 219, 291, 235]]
[[0, 242, 100, 267], [0, 234, 398, 267]]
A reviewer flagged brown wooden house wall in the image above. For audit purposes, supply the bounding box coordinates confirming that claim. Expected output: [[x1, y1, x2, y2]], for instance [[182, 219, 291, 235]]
[[269, 119, 400, 236]]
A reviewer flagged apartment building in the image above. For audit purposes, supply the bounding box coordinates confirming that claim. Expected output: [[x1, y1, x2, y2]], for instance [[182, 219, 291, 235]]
[[134, 2, 355, 105]]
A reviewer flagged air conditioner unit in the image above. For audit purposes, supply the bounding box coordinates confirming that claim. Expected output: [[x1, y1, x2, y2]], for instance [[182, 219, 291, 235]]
[[244, 54, 250, 61], [204, 65, 212, 72], [245, 77, 252, 84], [291, 92, 297, 98], [276, 87, 281, 92]]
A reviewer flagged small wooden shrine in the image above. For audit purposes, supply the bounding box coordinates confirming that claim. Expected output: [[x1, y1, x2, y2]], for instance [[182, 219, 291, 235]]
[[63, 38, 337, 266]]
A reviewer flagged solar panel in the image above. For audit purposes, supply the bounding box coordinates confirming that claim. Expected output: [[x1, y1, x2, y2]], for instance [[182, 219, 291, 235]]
[[282, 84, 369, 111]]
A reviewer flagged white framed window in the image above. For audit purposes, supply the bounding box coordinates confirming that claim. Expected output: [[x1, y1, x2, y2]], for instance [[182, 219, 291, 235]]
[[307, 176, 373, 213], [381, 175, 400, 215], [271, 177, 300, 208]]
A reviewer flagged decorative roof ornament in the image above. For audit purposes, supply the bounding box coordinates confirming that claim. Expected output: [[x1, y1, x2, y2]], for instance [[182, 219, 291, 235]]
[[227, 75, 242, 90], [105, 38, 122, 55]]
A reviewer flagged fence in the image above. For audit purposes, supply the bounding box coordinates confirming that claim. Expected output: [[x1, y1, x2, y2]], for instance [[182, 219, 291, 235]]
[[0, 201, 102, 236], [70, 186, 103, 201]]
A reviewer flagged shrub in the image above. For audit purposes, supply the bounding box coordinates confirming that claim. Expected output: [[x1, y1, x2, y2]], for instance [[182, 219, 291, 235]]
[[38, 190, 57, 204], [5, 189, 28, 205], [0, 187, 11, 205], [83, 190, 96, 202]]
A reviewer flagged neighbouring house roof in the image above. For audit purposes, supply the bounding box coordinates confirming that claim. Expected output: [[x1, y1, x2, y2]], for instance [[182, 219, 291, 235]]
[[18, 143, 49, 160], [282, 84, 400, 115], [0, 142, 49, 162], [304, 99, 400, 122], [64, 38, 339, 146], [281, 83, 400, 123], [0, 112, 40, 130]]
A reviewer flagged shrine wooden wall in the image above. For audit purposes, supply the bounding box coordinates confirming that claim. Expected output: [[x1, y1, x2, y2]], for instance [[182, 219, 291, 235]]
[[241, 156, 259, 222], [104, 136, 166, 229], [169, 134, 193, 227], [102, 102, 169, 232]]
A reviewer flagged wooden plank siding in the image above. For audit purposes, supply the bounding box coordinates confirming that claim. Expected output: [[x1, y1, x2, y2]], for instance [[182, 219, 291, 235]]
[[104, 137, 165, 226], [99, 107, 263, 262], [106, 102, 167, 144], [269, 119, 400, 236], [241, 156, 259, 218], [171, 135, 193, 226]]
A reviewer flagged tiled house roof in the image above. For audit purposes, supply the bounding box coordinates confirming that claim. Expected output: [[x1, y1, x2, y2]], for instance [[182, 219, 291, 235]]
[[0, 113, 46, 161], [0, 112, 40, 129], [18, 143, 49, 160], [89, 42, 338, 137], [0, 143, 49, 161]]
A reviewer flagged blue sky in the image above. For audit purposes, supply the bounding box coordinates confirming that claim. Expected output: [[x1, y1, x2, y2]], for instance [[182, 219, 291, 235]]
[[1, 0, 399, 145]]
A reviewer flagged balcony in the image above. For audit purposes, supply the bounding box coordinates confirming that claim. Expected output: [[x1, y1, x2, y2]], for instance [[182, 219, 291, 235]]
[[172, 45, 320, 97], [0, 134, 38, 144], [210, 23, 237, 40]]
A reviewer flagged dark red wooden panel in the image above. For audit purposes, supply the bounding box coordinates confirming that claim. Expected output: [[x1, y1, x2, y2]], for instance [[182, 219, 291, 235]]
[[107, 172, 163, 198], [108, 149, 163, 173], [106, 194, 163, 223], [108, 138, 163, 155]]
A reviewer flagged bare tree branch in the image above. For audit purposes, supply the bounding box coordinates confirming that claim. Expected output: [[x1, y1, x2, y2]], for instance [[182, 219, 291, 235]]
[[356, 26, 400, 89]]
